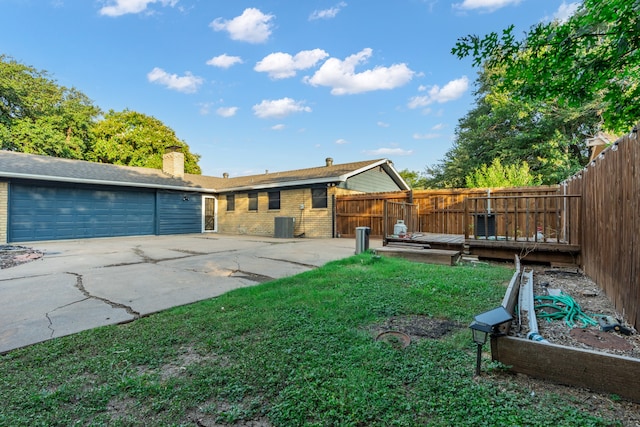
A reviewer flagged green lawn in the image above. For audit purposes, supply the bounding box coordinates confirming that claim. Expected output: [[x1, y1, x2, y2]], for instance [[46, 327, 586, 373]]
[[0, 254, 618, 426]]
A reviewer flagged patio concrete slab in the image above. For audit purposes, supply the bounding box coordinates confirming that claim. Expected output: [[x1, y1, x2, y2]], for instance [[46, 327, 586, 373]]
[[0, 234, 373, 353]]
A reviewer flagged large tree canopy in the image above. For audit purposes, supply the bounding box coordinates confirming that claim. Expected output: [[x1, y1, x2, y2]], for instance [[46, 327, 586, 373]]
[[0, 55, 101, 158], [0, 55, 202, 173], [426, 0, 636, 188], [91, 110, 202, 174], [452, 0, 640, 133], [425, 68, 598, 188]]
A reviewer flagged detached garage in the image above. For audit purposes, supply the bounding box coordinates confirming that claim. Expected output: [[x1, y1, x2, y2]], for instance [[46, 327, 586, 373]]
[[0, 150, 218, 243]]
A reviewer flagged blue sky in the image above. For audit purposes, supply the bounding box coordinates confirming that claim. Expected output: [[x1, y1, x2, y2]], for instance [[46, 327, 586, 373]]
[[1, 0, 579, 177]]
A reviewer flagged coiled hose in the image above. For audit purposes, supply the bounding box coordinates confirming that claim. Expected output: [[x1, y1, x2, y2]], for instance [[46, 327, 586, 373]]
[[534, 293, 598, 328]]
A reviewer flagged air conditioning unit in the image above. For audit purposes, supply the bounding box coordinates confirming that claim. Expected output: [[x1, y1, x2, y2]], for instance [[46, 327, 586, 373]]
[[274, 217, 295, 238]]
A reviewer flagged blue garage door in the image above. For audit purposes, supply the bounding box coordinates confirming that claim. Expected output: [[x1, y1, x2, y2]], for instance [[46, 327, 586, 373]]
[[9, 183, 156, 242]]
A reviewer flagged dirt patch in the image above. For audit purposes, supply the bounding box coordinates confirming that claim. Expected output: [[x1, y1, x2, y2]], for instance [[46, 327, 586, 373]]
[[366, 315, 464, 343], [514, 266, 640, 358], [0, 245, 43, 269]]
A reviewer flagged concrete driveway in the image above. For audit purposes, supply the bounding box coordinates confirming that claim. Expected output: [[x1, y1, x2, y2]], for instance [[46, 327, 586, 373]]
[[0, 234, 372, 353]]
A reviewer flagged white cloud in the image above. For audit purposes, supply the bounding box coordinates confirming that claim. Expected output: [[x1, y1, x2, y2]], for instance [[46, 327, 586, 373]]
[[147, 67, 203, 93], [99, 0, 178, 17], [216, 106, 238, 117], [309, 1, 347, 20], [453, 0, 521, 12], [377, 121, 390, 128], [252, 98, 311, 119], [255, 49, 329, 79], [364, 147, 413, 156], [304, 48, 414, 95], [210, 8, 274, 44], [335, 138, 349, 144], [407, 76, 469, 108], [413, 133, 441, 140], [552, 2, 580, 23], [271, 124, 286, 130], [206, 54, 243, 68], [432, 123, 445, 130]]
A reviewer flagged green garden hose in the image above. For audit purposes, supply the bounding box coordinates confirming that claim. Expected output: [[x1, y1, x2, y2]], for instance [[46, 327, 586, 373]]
[[534, 293, 598, 328]]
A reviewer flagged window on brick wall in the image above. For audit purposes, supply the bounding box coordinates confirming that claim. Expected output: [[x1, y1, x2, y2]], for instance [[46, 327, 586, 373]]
[[312, 188, 327, 209], [226, 194, 235, 211], [248, 192, 258, 211], [268, 191, 280, 210]]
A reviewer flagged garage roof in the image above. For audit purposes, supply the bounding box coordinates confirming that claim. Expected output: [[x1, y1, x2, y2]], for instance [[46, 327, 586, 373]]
[[0, 151, 409, 192]]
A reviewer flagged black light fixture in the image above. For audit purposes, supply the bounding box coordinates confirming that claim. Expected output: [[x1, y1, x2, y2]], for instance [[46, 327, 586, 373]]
[[469, 306, 513, 376]]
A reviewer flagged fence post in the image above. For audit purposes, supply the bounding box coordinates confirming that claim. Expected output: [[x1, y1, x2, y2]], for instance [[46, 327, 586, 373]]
[[383, 200, 388, 245], [464, 198, 469, 239]]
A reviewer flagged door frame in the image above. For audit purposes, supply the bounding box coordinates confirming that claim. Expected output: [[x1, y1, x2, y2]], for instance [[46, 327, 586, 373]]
[[202, 195, 217, 232]]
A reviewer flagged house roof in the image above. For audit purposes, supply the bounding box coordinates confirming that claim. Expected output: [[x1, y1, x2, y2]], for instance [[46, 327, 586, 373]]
[[0, 150, 409, 192], [0, 150, 204, 191], [186, 158, 409, 191]]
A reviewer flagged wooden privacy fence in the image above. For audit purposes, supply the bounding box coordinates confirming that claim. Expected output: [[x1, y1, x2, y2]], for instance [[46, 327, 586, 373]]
[[335, 187, 562, 237], [414, 187, 561, 235], [463, 194, 581, 245], [384, 201, 418, 237], [335, 191, 409, 237], [565, 123, 640, 330]]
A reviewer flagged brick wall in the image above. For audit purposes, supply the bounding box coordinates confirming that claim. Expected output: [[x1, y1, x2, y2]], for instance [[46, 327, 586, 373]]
[[217, 187, 362, 238], [0, 182, 7, 243]]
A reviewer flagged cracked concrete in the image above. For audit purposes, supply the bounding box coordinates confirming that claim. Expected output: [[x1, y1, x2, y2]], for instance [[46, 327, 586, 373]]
[[0, 233, 367, 353], [69, 272, 141, 318]]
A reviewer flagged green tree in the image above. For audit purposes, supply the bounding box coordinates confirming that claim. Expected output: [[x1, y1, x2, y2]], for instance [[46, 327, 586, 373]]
[[425, 67, 597, 188], [465, 158, 540, 188], [398, 169, 427, 189], [91, 109, 202, 174], [0, 55, 101, 158], [452, 0, 640, 133]]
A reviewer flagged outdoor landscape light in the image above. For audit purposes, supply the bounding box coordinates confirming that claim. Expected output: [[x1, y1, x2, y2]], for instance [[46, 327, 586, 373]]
[[469, 306, 513, 376]]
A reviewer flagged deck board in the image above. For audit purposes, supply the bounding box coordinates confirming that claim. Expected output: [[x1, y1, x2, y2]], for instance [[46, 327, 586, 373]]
[[384, 232, 580, 264]]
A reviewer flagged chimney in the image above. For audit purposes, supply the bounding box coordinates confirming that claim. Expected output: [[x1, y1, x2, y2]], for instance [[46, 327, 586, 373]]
[[325, 157, 334, 167], [223, 172, 229, 179], [163, 145, 184, 178]]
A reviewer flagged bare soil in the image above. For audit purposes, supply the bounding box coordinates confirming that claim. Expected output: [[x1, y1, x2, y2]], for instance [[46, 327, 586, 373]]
[[523, 266, 640, 358]]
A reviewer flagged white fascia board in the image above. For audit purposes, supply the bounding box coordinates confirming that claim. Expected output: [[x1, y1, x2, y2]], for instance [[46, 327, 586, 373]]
[[340, 159, 410, 190], [340, 159, 389, 179], [0, 172, 218, 193], [384, 163, 411, 190]]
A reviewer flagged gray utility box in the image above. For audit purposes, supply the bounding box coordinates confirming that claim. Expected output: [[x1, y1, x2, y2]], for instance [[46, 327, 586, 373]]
[[274, 217, 295, 238], [355, 226, 370, 254]]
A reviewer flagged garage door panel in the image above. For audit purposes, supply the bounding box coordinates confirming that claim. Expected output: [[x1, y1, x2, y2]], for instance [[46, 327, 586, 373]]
[[9, 184, 156, 242]]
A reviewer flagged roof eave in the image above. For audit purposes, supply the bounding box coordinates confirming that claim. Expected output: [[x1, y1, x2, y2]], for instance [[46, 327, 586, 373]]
[[0, 172, 218, 193], [339, 159, 410, 191], [217, 176, 345, 192]]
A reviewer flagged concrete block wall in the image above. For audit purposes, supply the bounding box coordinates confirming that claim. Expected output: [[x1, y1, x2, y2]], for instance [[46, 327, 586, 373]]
[[218, 187, 351, 238], [0, 182, 7, 244]]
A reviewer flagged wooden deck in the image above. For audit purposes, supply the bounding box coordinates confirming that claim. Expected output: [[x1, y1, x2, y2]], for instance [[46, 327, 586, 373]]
[[384, 233, 581, 265]]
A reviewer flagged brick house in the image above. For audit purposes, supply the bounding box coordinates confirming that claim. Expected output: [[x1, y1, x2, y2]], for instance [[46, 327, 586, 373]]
[[0, 150, 408, 243]]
